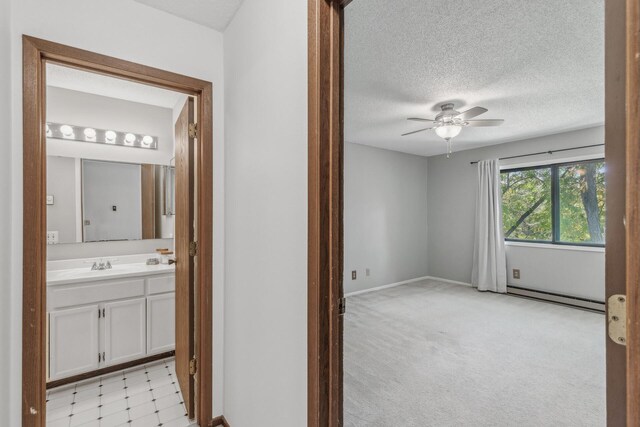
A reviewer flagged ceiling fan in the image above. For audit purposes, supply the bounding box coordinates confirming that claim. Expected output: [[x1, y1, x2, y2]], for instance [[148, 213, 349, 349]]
[[402, 103, 504, 157]]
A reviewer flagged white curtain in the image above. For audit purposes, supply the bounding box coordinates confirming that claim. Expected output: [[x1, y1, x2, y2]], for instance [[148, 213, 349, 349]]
[[471, 159, 507, 293]]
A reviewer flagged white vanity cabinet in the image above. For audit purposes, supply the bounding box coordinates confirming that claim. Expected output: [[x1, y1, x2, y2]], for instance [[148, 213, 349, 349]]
[[104, 298, 147, 366], [147, 293, 176, 354], [47, 271, 175, 381], [49, 305, 101, 379]]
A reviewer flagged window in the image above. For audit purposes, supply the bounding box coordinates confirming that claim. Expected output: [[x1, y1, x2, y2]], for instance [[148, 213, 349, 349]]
[[500, 159, 605, 246]]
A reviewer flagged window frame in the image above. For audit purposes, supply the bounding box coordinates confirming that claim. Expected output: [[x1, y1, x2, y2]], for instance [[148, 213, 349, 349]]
[[501, 158, 605, 248]]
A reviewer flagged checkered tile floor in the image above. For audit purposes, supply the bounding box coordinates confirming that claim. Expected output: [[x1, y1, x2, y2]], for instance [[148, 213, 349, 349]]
[[46, 358, 193, 427]]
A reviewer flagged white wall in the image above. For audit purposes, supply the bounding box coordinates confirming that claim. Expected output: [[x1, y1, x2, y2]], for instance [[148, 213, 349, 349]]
[[427, 126, 605, 300], [505, 243, 604, 301], [47, 86, 175, 166], [0, 0, 12, 423], [344, 142, 428, 294], [46, 156, 78, 243], [3, 1, 225, 423], [223, 0, 307, 425], [46, 87, 176, 253]]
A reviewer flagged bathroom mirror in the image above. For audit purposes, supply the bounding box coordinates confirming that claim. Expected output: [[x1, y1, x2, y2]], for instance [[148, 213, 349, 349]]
[[46, 156, 175, 243]]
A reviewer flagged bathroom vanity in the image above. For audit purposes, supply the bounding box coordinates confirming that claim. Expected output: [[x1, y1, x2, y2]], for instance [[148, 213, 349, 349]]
[[46, 256, 176, 382]]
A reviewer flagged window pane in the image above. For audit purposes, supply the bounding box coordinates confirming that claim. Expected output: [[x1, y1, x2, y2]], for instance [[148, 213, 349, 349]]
[[501, 168, 552, 241], [558, 161, 606, 244]]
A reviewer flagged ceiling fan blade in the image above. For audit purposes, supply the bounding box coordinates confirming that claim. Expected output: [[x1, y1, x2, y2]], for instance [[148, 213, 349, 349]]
[[407, 117, 437, 123], [465, 119, 504, 127], [456, 107, 488, 120], [401, 127, 433, 136]]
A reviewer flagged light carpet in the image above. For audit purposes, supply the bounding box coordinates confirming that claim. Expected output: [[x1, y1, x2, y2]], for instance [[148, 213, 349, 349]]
[[344, 279, 605, 427]]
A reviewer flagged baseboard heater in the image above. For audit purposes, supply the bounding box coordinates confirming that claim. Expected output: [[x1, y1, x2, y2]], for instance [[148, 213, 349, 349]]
[[507, 285, 605, 312]]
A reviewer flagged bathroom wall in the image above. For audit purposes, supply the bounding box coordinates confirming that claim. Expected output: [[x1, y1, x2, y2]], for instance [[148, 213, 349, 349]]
[[46, 156, 79, 243], [45, 86, 177, 259], [47, 86, 175, 166], [4, 1, 226, 423]]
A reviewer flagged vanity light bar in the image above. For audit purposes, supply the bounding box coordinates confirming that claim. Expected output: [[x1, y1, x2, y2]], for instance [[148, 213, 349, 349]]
[[46, 122, 158, 150]]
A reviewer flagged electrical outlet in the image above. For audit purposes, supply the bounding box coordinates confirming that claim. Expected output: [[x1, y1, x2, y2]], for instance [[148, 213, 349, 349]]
[[366, 268, 370, 277], [352, 270, 357, 280], [513, 269, 521, 279], [47, 231, 59, 245]]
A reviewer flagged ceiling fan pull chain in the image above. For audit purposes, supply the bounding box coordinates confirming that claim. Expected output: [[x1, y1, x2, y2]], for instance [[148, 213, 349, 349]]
[[446, 138, 452, 158]]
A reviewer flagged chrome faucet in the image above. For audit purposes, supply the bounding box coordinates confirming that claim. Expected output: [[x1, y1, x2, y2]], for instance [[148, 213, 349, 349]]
[[91, 259, 113, 270]]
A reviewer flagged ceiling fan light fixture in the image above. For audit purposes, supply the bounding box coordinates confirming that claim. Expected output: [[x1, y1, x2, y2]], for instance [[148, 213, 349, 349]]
[[435, 124, 462, 140]]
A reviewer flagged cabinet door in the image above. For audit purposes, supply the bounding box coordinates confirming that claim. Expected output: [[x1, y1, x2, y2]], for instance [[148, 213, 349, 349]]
[[147, 293, 176, 354], [104, 298, 146, 366], [49, 305, 100, 380]]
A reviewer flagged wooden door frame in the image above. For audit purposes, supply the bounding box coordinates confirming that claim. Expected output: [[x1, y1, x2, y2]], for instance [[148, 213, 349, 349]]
[[308, 1, 640, 426], [22, 35, 213, 427]]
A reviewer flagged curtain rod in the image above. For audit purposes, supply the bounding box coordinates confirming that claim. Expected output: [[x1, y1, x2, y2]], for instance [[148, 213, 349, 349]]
[[469, 143, 605, 165]]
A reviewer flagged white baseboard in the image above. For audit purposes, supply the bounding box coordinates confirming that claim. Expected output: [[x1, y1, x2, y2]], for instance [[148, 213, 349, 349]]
[[344, 276, 431, 297], [344, 275, 474, 297], [424, 276, 473, 287]]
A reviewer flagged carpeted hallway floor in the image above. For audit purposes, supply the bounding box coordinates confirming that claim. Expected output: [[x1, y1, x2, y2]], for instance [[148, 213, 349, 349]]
[[344, 279, 605, 427]]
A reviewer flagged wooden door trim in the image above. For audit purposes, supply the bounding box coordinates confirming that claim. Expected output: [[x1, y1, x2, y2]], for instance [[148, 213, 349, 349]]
[[626, 0, 640, 423], [308, 0, 345, 426], [22, 35, 213, 427], [605, 1, 629, 424], [309, 1, 638, 427]]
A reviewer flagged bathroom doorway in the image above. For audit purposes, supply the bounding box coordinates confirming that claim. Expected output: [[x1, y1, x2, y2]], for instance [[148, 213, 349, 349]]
[[22, 36, 213, 427]]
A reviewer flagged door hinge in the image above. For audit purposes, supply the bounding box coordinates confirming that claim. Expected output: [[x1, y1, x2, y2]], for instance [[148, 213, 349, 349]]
[[189, 357, 197, 376], [189, 241, 198, 257], [338, 297, 346, 315], [98, 352, 101, 363], [608, 294, 627, 346], [102, 308, 105, 318], [188, 122, 198, 139]]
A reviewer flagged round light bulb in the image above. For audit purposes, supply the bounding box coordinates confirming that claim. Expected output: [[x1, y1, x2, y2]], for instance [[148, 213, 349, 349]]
[[83, 128, 97, 139], [60, 125, 74, 137], [105, 130, 117, 143], [435, 125, 462, 140], [124, 133, 136, 144], [141, 135, 153, 146]]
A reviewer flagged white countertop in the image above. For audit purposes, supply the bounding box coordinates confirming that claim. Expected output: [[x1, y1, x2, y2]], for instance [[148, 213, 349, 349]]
[[47, 261, 175, 286]]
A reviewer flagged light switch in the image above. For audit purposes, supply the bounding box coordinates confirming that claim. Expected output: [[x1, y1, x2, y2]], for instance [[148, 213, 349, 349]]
[[46, 195, 54, 205]]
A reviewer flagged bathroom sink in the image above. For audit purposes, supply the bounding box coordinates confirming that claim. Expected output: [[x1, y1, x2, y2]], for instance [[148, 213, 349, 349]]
[[47, 262, 174, 286]]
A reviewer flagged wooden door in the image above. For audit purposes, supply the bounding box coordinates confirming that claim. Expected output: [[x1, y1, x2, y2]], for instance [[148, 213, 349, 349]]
[[605, 1, 638, 425], [103, 298, 147, 366], [174, 97, 196, 418], [48, 305, 100, 380]]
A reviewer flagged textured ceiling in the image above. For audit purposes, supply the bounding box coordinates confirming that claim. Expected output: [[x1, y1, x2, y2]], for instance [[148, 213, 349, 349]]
[[46, 63, 185, 109], [345, 0, 604, 157], [134, 0, 244, 31]]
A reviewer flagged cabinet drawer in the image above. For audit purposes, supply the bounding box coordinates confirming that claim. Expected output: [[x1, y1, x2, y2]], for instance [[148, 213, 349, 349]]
[[48, 279, 145, 309], [147, 274, 175, 295]]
